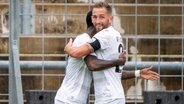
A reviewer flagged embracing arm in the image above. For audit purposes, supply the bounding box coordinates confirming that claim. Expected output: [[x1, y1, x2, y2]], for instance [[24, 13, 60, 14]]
[[121, 71, 135, 80], [84, 52, 126, 71], [121, 66, 159, 80], [64, 38, 100, 58], [64, 38, 94, 58], [85, 55, 125, 71]]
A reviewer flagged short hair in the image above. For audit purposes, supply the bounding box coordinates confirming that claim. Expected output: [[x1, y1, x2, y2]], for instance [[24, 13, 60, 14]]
[[93, 2, 112, 14], [86, 10, 93, 28]]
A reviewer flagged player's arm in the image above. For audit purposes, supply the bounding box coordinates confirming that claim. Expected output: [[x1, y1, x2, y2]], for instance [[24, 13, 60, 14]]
[[84, 52, 126, 71], [121, 66, 159, 80], [64, 38, 100, 58]]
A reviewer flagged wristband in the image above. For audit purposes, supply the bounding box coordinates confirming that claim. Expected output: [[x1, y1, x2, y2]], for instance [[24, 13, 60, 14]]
[[135, 70, 140, 77]]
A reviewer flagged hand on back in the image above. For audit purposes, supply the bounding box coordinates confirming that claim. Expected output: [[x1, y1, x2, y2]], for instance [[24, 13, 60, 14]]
[[118, 51, 126, 66]]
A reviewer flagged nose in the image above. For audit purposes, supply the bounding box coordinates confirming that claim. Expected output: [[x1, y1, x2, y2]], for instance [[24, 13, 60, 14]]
[[95, 17, 101, 24]]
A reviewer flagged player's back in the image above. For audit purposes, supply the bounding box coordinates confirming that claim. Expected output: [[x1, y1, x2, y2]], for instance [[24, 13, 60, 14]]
[[55, 33, 92, 104]]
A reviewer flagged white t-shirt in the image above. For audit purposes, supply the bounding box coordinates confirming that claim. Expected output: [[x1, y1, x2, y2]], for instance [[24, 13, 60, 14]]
[[55, 33, 92, 104], [92, 26, 125, 104]]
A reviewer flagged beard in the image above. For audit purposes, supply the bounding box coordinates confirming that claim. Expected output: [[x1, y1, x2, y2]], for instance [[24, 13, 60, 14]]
[[95, 24, 108, 32], [96, 26, 103, 32]]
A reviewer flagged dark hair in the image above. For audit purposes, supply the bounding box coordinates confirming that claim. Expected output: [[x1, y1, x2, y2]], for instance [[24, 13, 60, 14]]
[[86, 10, 93, 28], [93, 2, 112, 14]]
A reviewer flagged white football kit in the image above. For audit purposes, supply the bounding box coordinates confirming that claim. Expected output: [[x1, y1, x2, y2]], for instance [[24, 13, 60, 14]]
[[55, 33, 92, 104], [92, 26, 125, 104]]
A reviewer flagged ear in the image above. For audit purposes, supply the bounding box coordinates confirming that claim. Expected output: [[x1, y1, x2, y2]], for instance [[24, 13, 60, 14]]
[[109, 16, 113, 25], [110, 16, 113, 21]]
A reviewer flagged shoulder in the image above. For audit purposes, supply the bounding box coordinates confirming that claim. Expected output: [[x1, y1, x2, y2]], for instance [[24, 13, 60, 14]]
[[73, 33, 91, 46], [108, 26, 122, 38], [109, 26, 120, 34], [75, 33, 90, 39], [74, 33, 90, 41], [93, 28, 109, 39], [95, 26, 119, 35]]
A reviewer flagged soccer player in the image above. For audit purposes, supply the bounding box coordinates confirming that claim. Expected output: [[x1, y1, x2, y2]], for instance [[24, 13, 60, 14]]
[[54, 10, 126, 104], [64, 2, 159, 104]]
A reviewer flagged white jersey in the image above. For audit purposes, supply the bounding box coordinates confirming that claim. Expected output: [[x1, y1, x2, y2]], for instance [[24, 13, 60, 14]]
[[55, 33, 92, 104], [92, 26, 125, 104]]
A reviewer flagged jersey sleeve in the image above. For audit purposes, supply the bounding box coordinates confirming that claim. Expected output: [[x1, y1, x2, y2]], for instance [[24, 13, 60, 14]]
[[92, 30, 110, 50], [71, 33, 92, 58]]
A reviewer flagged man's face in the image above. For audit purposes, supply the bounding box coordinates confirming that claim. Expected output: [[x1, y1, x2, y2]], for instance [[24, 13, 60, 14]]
[[92, 7, 112, 32]]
